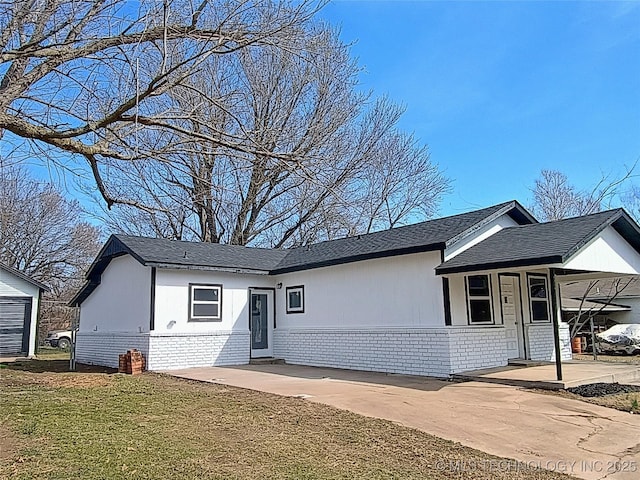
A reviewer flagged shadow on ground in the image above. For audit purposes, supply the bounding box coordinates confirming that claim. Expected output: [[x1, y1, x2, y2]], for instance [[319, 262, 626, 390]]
[[180, 363, 452, 392], [0, 358, 116, 374]]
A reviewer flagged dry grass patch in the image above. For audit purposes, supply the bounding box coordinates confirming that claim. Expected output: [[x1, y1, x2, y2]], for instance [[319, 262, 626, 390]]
[[586, 392, 640, 413], [540, 389, 640, 414], [0, 359, 575, 479], [572, 353, 640, 365]]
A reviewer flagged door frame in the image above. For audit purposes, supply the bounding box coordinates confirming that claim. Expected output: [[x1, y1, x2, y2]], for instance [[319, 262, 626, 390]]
[[248, 287, 276, 358], [498, 273, 527, 359]]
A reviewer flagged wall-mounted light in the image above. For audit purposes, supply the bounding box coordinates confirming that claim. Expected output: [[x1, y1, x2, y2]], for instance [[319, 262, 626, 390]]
[[276, 282, 283, 289]]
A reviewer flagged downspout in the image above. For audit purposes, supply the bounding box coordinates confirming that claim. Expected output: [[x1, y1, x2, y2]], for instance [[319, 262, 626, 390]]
[[549, 268, 563, 381], [150, 267, 156, 331]]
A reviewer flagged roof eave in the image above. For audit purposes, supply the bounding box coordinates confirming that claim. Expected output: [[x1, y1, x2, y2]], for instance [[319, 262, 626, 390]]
[[0, 263, 50, 291], [68, 279, 100, 307], [147, 262, 271, 275], [559, 210, 623, 264], [444, 200, 537, 248], [435, 255, 564, 275], [271, 243, 446, 275]]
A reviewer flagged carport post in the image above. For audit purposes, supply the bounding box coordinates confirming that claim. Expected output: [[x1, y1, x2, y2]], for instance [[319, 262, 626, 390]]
[[549, 268, 563, 381]]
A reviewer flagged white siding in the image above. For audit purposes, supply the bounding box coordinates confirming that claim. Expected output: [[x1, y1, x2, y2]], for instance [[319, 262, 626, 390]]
[[0, 268, 41, 357], [447, 272, 503, 327], [147, 269, 273, 369], [79, 255, 151, 333], [563, 226, 640, 275], [153, 269, 273, 333], [447, 269, 573, 362], [273, 251, 445, 329]]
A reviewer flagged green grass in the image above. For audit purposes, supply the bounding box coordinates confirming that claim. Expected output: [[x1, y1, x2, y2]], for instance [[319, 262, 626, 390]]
[[35, 348, 70, 361], [0, 359, 574, 480]]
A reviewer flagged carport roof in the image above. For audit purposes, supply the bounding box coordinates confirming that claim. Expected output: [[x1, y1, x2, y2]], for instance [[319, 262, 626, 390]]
[[560, 297, 630, 312], [435, 209, 640, 275]]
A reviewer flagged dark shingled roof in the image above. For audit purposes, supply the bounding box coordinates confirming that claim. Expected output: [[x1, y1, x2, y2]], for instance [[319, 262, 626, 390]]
[[69, 235, 289, 306], [70, 200, 535, 305], [271, 201, 534, 274], [436, 209, 640, 275], [112, 234, 289, 272], [0, 262, 49, 291]]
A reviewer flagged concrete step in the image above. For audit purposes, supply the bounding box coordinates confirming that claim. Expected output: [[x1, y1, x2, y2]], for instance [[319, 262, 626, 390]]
[[453, 363, 640, 390], [508, 359, 553, 367], [249, 357, 285, 365]]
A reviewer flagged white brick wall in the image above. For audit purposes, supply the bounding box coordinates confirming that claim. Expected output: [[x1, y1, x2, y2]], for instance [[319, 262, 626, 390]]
[[75, 332, 150, 368], [77, 324, 571, 375], [447, 327, 508, 373], [526, 322, 572, 362], [147, 331, 250, 370], [75, 331, 250, 370], [273, 326, 507, 377]]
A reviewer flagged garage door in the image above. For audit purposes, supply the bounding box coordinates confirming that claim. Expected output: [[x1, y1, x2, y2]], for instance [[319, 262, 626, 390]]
[[0, 298, 31, 355]]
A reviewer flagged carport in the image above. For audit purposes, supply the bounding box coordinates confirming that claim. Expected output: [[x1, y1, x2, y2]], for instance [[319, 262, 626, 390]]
[[436, 209, 640, 381]]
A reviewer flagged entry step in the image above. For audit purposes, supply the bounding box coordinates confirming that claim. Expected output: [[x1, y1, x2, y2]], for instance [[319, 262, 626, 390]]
[[508, 359, 553, 367], [249, 357, 286, 365]]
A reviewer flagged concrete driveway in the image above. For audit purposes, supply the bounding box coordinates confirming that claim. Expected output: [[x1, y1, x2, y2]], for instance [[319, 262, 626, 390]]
[[168, 364, 640, 480]]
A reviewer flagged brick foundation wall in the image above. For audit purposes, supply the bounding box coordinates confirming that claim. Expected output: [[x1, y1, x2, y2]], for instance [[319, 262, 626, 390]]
[[75, 332, 150, 368], [147, 331, 250, 370], [273, 326, 507, 377], [447, 327, 508, 373], [77, 324, 569, 375], [526, 322, 572, 361]]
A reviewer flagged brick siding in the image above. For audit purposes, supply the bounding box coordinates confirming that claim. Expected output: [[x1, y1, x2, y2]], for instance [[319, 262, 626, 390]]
[[273, 326, 507, 377]]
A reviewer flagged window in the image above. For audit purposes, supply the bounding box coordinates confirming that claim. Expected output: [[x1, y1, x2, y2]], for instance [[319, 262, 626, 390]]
[[466, 275, 493, 324], [528, 275, 550, 322], [286, 285, 305, 314], [189, 284, 222, 321]]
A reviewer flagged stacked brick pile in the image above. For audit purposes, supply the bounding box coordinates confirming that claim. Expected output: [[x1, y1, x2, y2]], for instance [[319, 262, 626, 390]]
[[118, 349, 145, 375]]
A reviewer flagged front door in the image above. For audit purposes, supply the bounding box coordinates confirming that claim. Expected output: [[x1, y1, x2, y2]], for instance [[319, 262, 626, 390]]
[[500, 275, 524, 359], [250, 289, 273, 358]]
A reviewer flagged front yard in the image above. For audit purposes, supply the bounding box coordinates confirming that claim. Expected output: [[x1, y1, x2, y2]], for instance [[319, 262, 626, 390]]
[[568, 354, 640, 413], [0, 358, 573, 480]]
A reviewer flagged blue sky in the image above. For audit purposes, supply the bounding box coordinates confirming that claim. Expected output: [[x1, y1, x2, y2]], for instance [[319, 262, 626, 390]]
[[319, 0, 640, 216]]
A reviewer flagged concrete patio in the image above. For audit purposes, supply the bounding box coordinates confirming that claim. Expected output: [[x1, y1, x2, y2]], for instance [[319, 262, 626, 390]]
[[452, 360, 640, 389]]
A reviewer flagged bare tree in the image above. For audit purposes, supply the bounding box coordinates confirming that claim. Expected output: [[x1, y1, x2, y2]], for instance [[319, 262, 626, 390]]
[[623, 184, 640, 221], [530, 168, 636, 222], [0, 165, 101, 296], [95, 26, 450, 247], [0, 0, 324, 208], [567, 278, 634, 340]]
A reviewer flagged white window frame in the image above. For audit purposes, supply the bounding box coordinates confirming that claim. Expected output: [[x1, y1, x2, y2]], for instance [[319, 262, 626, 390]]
[[189, 284, 222, 321], [528, 275, 550, 322], [466, 274, 494, 324], [286, 285, 305, 314]]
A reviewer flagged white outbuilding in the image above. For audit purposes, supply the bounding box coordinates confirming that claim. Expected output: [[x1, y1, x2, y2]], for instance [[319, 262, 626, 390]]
[[0, 263, 49, 357]]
